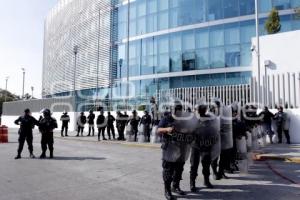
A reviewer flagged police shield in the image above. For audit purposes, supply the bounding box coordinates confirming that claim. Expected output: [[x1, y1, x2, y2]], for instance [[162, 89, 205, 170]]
[[210, 116, 221, 161], [193, 114, 220, 156], [162, 111, 195, 162], [150, 125, 161, 143], [138, 124, 146, 143], [125, 124, 135, 142], [220, 106, 233, 150]]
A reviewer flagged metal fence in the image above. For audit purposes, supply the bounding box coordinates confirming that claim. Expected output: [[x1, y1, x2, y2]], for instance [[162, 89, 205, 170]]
[[158, 84, 251, 109], [251, 72, 300, 109], [158, 72, 300, 109]]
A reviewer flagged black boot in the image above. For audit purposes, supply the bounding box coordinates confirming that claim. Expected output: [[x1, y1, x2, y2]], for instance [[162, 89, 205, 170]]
[[172, 182, 186, 195], [50, 151, 54, 159], [190, 178, 197, 193], [212, 168, 218, 180], [40, 152, 46, 159], [164, 183, 175, 200], [30, 153, 36, 159], [14, 154, 21, 159], [204, 176, 214, 189]]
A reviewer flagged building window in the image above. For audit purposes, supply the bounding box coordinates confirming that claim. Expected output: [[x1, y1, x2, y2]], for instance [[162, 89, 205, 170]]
[[240, 43, 251, 66], [224, 0, 239, 18], [225, 45, 241, 67], [208, 0, 223, 21], [210, 26, 224, 47], [182, 30, 195, 51], [158, 11, 169, 30], [196, 49, 209, 69], [259, 0, 272, 13], [273, 0, 291, 10], [182, 52, 196, 71], [240, 0, 255, 16], [210, 47, 225, 68], [224, 24, 240, 45], [182, 76, 196, 87], [170, 52, 182, 72], [196, 29, 209, 48], [291, 0, 300, 7], [170, 33, 182, 52]]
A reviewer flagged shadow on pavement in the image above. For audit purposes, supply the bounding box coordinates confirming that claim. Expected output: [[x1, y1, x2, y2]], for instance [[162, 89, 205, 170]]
[[175, 162, 300, 200], [51, 156, 106, 161]]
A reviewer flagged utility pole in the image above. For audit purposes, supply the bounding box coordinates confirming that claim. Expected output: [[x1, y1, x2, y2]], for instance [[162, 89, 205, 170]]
[[4, 76, 9, 102], [31, 86, 34, 99], [73, 45, 79, 96], [21, 68, 25, 99], [255, 0, 261, 107]]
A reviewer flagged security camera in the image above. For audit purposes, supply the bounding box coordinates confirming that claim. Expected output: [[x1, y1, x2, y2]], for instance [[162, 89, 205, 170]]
[[250, 45, 256, 52]]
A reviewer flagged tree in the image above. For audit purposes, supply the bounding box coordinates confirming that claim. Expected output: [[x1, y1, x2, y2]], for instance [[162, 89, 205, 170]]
[[265, 8, 281, 34], [0, 89, 20, 115], [295, 7, 300, 19]]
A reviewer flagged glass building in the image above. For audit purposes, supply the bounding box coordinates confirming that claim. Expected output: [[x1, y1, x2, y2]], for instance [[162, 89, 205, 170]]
[[43, 0, 300, 110]]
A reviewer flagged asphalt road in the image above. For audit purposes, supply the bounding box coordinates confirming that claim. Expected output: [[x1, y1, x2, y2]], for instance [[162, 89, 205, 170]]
[[0, 130, 300, 200]]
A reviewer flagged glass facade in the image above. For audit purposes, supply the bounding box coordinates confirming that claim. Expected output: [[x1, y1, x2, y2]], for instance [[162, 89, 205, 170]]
[[114, 0, 300, 101], [44, 0, 300, 109]]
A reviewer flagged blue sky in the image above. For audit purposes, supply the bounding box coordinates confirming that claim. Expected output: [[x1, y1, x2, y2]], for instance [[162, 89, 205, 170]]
[[0, 0, 57, 98]]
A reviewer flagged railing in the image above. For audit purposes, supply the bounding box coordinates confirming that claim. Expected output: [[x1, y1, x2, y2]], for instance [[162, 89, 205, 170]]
[[158, 84, 251, 108], [158, 72, 300, 109]]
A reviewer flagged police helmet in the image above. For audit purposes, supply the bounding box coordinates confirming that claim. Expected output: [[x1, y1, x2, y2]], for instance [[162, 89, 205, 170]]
[[42, 108, 51, 116]]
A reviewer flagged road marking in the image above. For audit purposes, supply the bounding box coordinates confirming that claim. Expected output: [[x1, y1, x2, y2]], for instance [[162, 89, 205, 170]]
[[266, 161, 300, 185]]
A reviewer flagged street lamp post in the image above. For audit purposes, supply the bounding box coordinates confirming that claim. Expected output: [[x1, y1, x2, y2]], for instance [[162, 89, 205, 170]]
[[4, 76, 9, 102], [73, 45, 79, 113], [255, 0, 261, 107], [31, 86, 34, 99], [73, 45, 79, 96], [95, 9, 101, 105], [21, 68, 25, 99]]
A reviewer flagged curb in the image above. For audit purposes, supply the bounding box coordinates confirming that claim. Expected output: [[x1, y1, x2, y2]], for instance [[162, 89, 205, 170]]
[[254, 153, 300, 164]]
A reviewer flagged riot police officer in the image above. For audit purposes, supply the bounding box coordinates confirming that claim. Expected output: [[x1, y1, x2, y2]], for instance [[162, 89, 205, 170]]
[[141, 110, 152, 142], [60, 111, 70, 137], [87, 110, 96, 136], [116, 111, 128, 141], [97, 110, 107, 141], [106, 112, 116, 140], [14, 108, 39, 159], [157, 100, 195, 200], [76, 112, 86, 137], [129, 110, 140, 142], [39, 109, 58, 159], [190, 102, 219, 192]]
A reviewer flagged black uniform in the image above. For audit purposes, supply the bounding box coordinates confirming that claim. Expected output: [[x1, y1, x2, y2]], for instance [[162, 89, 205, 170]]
[[141, 113, 152, 142], [87, 112, 96, 136], [190, 113, 219, 190], [77, 114, 86, 136], [159, 111, 194, 199], [39, 115, 58, 158], [274, 110, 290, 144], [231, 118, 247, 168], [116, 112, 128, 141], [130, 114, 140, 142], [97, 113, 107, 141], [106, 113, 116, 140], [259, 108, 274, 138], [14, 114, 39, 158], [60, 113, 70, 137]]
